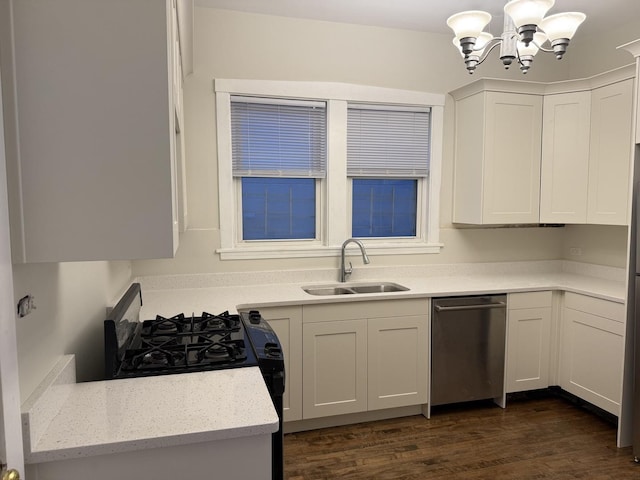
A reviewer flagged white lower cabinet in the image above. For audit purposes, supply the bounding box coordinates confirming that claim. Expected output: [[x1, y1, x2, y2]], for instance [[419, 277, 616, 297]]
[[559, 292, 625, 416], [302, 319, 368, 419], [248, 306, 303, 422], [302, 299, 428, 420], [368, 315, 428, 410], [506, 291, 553, 393]]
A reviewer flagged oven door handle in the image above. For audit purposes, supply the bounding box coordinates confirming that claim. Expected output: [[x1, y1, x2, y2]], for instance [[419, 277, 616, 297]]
[[434, 302, 506, 312]]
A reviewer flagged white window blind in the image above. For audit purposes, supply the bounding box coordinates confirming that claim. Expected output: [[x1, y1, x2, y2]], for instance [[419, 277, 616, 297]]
[[231, 96, 327, 178], [347, 104, 431, 177]]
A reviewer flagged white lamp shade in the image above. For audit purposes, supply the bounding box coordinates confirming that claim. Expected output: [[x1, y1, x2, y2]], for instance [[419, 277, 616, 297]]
[[453, 32, 493, 57], [447, 10, 491, 39], [504, 0, 554, 27], [539, 12, 586, 41], [518, 32, 547, 56]]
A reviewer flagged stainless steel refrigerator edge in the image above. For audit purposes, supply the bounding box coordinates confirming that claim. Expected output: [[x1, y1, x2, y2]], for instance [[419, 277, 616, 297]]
[[632, 146, 640, 461]]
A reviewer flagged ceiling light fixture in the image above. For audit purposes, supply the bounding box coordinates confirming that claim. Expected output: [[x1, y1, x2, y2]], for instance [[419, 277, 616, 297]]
[[447, 0, 585, 74]]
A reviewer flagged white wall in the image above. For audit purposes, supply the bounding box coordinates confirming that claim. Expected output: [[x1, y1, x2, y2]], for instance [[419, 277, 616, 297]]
[[568, 18, 640, 79], [12, 261, 131, 401], [132, 8, 630, 277]]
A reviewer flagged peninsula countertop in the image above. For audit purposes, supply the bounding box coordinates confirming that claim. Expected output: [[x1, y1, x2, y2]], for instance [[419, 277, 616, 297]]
[[22, 356, 279, 464]]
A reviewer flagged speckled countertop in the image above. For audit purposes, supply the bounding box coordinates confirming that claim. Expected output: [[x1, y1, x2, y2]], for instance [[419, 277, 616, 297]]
[[22, 356, 278, 464], [137, 261, 627, 318]]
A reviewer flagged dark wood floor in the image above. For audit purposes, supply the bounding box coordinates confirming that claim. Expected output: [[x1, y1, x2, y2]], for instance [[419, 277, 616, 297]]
[[284, 392, 639, 479]]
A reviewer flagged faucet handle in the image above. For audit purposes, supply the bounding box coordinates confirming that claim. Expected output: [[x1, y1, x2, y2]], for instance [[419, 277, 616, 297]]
[[345, 261, 353, 277]]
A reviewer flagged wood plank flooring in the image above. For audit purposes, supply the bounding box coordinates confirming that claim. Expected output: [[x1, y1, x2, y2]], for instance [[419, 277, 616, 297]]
[[284, 392, 639, 479]]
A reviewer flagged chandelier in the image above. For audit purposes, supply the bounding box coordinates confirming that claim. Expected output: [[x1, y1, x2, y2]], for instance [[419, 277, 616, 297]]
[[447, 0, 586, 74]]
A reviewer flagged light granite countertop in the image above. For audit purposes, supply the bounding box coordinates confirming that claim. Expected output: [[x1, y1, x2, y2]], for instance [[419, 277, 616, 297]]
[[22, 356, 279, 464], [137, 261, 627, 318]]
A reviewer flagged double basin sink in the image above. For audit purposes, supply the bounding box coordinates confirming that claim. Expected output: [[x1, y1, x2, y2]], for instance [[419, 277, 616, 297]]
[[303, 282, 409, 296]]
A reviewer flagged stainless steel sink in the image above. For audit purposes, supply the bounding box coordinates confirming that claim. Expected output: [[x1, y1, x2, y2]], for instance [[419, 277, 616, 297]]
[[302, 286, 356, 296], [302, 282, 409, 296], [350, 283, 409, 294]]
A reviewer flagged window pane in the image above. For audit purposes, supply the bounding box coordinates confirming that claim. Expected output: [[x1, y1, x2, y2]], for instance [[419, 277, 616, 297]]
[[242, 178, 316, 240], [352, 179, 417, 237]]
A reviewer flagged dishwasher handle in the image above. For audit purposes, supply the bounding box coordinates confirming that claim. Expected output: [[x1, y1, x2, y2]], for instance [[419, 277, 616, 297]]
[[434, 301, 506, 312]]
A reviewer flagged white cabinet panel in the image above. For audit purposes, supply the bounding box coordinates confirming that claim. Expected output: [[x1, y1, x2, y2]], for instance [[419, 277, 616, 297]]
[[587, 79, 633, 225], [540, 92, 591, 223], [367, 315, 428, 411], [506, 292, 552, 393], [1, 0, 180, 262], [453, 91, 543, 225], [301, 299, 429, 420], [302, 319, 368, 419], [506, 307, 552, 393], [560, 294, 625, 416]]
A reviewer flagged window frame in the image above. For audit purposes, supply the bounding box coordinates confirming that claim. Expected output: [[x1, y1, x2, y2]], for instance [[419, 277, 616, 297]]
[[214, 79, 444, 260]]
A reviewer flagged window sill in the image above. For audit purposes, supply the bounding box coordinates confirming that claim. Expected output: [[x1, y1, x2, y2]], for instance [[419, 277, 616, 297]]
[[216, 242, 443, 260]]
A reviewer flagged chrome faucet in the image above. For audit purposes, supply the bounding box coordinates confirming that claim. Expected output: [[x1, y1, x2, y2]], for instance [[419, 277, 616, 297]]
[[340, 238, 370, 282]]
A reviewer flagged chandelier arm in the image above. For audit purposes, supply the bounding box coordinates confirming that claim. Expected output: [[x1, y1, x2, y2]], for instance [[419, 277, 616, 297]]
[[474, 40, 502, 66], [470, 37, 501, 53]]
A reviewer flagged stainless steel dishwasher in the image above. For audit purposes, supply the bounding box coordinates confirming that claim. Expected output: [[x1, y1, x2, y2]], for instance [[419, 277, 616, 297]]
[[431, 295, 507, 407]]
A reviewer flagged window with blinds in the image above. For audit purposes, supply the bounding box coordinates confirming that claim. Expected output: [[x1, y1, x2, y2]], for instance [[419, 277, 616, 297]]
[[230, 97, 326, 240], [347, 105, 430, 238]]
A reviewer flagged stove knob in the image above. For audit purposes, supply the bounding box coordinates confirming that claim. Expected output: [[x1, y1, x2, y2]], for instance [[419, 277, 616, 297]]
[[265, 343, 282, 358], [248, 310, 261, 324]]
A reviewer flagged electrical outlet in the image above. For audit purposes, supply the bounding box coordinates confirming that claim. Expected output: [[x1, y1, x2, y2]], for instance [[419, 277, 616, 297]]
[[569, 247, 582, 256], [17, 295, 36, 317]]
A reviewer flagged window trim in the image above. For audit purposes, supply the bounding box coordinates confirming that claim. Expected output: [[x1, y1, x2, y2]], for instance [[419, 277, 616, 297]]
[[214, 79, 445, 260]]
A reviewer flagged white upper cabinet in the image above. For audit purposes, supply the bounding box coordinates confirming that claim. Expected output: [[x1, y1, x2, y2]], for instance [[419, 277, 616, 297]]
[[586, 79, 633, 225], [1, 0, 181, 262], [540, 92, 591, 223], [452, 89, 543, 225], [451, 67, 634, 227]]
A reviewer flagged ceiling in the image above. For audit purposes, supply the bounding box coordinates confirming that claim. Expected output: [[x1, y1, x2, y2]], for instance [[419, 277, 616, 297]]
[[195, 0, 640, 38]]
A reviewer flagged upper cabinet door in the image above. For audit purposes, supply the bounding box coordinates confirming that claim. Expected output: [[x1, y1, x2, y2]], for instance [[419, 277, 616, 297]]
[[587, 79, 633, 226], [540, 92, 591, 224], [2, 0, 179, 262], [483, 92, 543, 224], [452, 91, 542, 225]]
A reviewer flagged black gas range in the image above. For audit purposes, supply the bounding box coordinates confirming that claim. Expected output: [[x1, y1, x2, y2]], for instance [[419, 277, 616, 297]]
[[104, 283, 285, 480]]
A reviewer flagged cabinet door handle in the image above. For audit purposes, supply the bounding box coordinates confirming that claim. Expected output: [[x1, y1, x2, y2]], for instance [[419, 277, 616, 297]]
[[434, 302, 506, 312]]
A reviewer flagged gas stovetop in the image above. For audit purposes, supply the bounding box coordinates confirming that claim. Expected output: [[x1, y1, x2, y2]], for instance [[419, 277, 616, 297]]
[[116, 311, 256, 377], [104, 284, 282, 380]]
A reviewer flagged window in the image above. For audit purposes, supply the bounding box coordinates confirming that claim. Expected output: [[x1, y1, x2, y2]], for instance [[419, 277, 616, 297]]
[[347, 105, 430, 240], [230, 97, 326, 242], [215, 79, 444, 259]]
